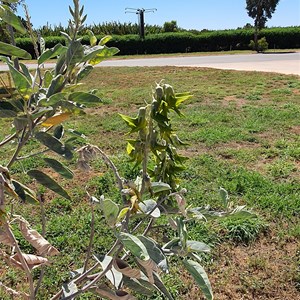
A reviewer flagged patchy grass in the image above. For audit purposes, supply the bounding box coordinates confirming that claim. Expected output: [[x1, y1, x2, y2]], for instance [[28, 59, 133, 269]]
[[0, 66, 299, 299]]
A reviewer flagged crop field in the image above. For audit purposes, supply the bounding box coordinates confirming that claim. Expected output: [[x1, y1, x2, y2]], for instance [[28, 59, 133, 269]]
[[0, 66, 299, 299]]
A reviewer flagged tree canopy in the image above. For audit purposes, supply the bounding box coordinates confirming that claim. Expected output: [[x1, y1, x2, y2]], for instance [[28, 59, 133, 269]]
[[246, 0, 280, 29]]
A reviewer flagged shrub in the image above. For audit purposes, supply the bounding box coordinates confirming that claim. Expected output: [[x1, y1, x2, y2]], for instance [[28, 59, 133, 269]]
[[249, 37, 269, 52], [14, 27, 300, 58]]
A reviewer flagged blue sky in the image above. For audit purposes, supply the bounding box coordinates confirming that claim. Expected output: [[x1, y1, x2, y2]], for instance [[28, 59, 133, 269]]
[[18, 0, 300, 30]]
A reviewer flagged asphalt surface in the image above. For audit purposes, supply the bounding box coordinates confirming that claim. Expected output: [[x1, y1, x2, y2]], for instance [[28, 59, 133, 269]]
[[100, 53, 300, 75], [0, 53, 299, 75]]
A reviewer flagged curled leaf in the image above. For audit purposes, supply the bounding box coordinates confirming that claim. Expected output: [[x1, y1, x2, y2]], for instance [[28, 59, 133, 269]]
[[136, 258, 158, 284], [0, 228, 14, 246], [93, 286, 137, 300], [19, 219, 59, 256], [11, 253, 50, 270], [94, 255, 122, 289], [113, 258, 141, 279]]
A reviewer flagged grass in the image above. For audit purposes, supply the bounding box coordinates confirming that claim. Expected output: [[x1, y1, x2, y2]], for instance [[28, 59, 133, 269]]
[[0, 66, 299, 299]]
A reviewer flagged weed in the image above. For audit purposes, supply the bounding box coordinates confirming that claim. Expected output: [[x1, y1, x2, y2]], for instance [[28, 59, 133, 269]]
[[248, 255, 267, 271], [267, 158, 296, 179], [216, 216, 268, 244]]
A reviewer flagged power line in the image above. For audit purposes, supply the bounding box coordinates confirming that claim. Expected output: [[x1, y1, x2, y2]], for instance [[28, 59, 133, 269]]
[[125, 7, 157, 39]]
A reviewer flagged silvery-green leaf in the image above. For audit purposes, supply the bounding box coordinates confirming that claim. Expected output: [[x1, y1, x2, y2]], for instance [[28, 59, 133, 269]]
[[151, 182, 171, 194], [138, 199, 160, 218], [118, 233, 149, 261], [38, 43, 66, 65], [66, 40, 84, 68], [182, 259, 213, 300], [62, 282, 78, 297], [153, 272, 174, 300], [94, 255, 122, 288], [138, 236, 168, 273], [0, 4, 26, 33], [186, 240, 211, 253], [76, 65, 93, 82], [0, 41, 31, 59], [101, 199, 119, 227], [219, 187, 229, 208], [68, 91, 102, 104]]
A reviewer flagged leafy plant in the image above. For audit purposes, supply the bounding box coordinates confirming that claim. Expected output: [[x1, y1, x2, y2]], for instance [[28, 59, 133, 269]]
[[249, 36, 268, 52], [0, 1, 257, 300], [216, 216, 268, 244]]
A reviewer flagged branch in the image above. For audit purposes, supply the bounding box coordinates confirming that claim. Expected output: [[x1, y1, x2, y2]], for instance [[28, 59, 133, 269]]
[[16, 149, 50, 161], [50, 240, 122, 300], [57, 259, 114, 300], [94, 146, 126, 204], [83, 203, 95, 272], [0, 132, 17, 147]]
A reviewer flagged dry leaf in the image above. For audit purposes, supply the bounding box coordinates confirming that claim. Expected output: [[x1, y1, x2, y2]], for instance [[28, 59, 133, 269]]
[[0, 227, 14, 246], [41, 112, 71, 127], [136, 258, 158, 284], [175, 194, 187, 217], [12, 253, 50, 270], [113, 258, 141, 279], [93, 286, 137, 300], [19, 219, 59, 256], [0, 282, 29, 299]]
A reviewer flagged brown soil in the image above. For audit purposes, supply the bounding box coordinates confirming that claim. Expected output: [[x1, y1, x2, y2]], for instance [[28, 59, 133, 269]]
[[222, 96, 248, 108], [180, 231, 300, 300]]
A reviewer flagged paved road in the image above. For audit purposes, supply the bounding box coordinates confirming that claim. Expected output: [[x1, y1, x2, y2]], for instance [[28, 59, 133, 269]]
[[0, 53, 299, 75], [100, 53, 300, 75]]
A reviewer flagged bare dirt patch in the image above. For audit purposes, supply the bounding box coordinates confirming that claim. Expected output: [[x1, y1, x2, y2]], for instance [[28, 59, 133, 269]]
[[179, 230, 300, 299], [290, 126, 300, 135], [222, 95, 248, 108]]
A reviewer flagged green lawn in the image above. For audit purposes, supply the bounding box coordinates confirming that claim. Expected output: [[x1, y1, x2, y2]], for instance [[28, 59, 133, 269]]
[[0, 66, 299, 299]]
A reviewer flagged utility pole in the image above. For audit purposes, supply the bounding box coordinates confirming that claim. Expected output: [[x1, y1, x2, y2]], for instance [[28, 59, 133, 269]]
[[125, 7, 157, 39]]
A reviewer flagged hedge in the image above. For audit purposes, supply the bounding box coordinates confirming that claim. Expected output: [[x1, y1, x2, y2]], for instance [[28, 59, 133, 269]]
[[14, 27, 300, 57]]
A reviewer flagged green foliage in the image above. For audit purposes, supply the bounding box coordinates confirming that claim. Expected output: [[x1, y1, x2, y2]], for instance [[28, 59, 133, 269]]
[[14, 26, 300, 57], [0, 1, 222, 299], [249, 36, 269, 52], [163, 20, 178, 33], [216, 216, 268, 244], [246, 0, 280, 30]]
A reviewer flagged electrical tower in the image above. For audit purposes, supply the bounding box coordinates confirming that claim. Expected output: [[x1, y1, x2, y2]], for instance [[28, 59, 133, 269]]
[[125, 7, 157, 39]]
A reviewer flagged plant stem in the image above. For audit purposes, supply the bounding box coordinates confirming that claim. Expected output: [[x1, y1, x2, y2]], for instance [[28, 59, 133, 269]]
[[16, 149, 50, 161], [141, 115, 153, 196], [95, 146, 126, 204], [7, 115, 43, 168], [50, 240, 123, 299], [6, 127, 27, 168], [6, 24, 19, 70], [0, 132, 17, 148], [57, 260, 114, 300], [83, 203, 95, 272]]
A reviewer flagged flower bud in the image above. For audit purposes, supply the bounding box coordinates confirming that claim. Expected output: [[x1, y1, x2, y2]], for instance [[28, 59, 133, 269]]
[[155, 85, 164, 100]]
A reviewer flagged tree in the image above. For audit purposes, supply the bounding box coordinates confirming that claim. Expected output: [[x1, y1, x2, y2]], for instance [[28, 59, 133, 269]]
[[246, 0, 280, 51], [163, 20, 178, 32]]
